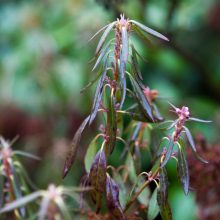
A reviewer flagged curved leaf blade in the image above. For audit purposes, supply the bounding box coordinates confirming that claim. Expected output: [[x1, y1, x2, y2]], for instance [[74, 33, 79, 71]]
[[129, 74, 154, 121], [96, 21, 116, 55], [177, 144, 189, 195], [89, 149, 107, 212], [106, 175, 125, 220], [0, 191, 42, 214], [148, 188, 160, 220], [130, 20, 169, 41], [63, 116, 90, 178], [161, 139, 174, 168]]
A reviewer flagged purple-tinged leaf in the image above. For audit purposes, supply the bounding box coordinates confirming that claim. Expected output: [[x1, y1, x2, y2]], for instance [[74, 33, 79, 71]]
[[157, 168, 172, 220], [89, 149, 107, 212], [79, 174, 90, 209], [130, 20, 169, 41], [62, 116, 90, 178], [183, 126, 196, 152], [148, 188, 160, 220], [129, 75, 154, 121], [92, 39, 112, 72], [161, 139, 174, 168], [89, 23, 110, 42], [106, 175, 125, 220], [89, 58, 108, 125], [177, 143, 189, 195], [0, 191, 42, 214], [119, 60, 127, 109], [96, 21, 116, 55], [189, 117, 212, 123], [121, 26, 129, 62], [183, 126, 208, 164]]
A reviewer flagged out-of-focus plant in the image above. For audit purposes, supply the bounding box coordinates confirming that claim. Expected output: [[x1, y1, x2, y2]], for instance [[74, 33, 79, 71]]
[[0, 136, 40, 219], [62, 14, 211, 219], [0, 183, 92, 220]]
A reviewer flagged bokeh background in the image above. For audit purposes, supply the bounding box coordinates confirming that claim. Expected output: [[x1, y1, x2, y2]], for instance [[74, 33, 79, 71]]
[[0, 0, 220, 219]]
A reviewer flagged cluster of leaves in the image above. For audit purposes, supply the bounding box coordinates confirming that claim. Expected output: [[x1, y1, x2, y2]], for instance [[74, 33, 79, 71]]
[[62, 14, 211, 220], [0, 137, 92, 219]]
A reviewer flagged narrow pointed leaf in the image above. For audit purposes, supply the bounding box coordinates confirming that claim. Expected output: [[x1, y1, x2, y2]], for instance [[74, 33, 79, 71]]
[[119, 60, 127, 108], [96, 21, 116, 55], [129, 75, 154, 121], [63, 116, 90, 178], [121, 26, 129, 62], [89, 23, 109, 42], [89, 149, 107, 212], [13, 151, 40, 160], [183, 126, 196, 152], [189, 117, 212, 123], [131, 45, 143, 80], [107, 93, 117, 154], [148, 188, 160, 220], [161, 139, 174, 168], [10, 162, 25, 217], [177, 144, 189, 195], [0, 191, 42, 213], [132, 25, 153, 46], [92, 39, 112, 71], [152, 103, 164, 122], [89, 58, 108, 125], [106, 175, 125, 220], [130, 20, 169, 41]]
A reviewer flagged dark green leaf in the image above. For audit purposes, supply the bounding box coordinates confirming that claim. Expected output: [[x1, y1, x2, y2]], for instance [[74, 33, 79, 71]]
[[148, 188, 160, 220], [62, 116, 90, 178], [106, 175, 125, 220], [177, 143, 189, 195], [161, 139, 174, 168], [129, 74, 154, 121], [89, 149, 107, 212], [130, 20, 169, 41], [107, 92, 117, 154], [96, 21, 116, 55]]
